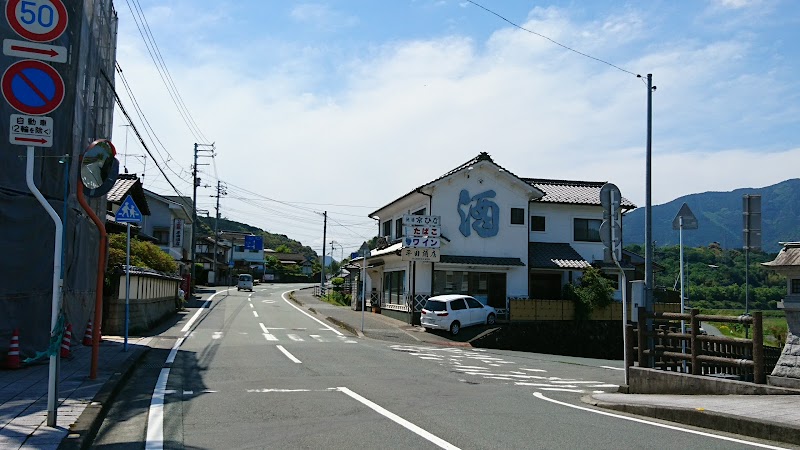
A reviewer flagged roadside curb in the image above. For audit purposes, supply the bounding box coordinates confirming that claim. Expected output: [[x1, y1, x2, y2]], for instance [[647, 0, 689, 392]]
[[326, 316, 364, 338], [584, 397, 800, 447], [58, 343, 152, 450]]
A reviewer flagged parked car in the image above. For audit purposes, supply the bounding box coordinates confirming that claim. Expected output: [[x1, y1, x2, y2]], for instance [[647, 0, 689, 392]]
[[237, 274, 254, 292], [420, 294, 497, 335]]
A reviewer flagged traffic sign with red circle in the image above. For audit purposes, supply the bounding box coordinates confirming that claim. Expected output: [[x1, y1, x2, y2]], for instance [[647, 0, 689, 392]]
[[1, 59, 64, 115], [5, 0, 68, 43]]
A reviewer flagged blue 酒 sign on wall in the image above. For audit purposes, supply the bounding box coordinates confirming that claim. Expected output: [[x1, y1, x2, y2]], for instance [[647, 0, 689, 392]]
[[458, 189, 499, 238]]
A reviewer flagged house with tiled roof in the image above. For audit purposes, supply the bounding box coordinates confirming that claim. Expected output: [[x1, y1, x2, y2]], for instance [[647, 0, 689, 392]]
[[362, 152, 637, 324], [105, 173, 150, 234]]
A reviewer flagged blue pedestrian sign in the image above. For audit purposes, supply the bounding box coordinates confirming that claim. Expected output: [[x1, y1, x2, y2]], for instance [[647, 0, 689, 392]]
[[115, 195, 142, 223]]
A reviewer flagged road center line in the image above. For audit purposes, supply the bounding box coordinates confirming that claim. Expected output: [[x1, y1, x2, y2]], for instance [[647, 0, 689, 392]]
[[253, 311, 259, 318], [337, 387, 460, 450], [259, 323, 270, 334], [281, 290, 342, 336], [276, 345, 302, 363], [532, 392, 789, 449]]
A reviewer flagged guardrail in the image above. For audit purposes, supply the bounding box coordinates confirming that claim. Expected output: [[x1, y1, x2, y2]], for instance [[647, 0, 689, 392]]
[[628, 307, 776, 384]]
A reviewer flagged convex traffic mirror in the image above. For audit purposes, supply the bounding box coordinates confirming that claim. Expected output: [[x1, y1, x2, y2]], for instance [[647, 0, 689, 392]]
[[80, 139, 119, 197]]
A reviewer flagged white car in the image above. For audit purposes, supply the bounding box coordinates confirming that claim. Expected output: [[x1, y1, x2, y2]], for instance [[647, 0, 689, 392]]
[[420, 294, 497, 335], [237, 274, 254, 292]]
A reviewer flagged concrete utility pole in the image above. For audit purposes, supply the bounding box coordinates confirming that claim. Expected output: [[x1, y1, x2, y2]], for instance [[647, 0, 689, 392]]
[[211, 181, 226, 285], [320, 211, 327, 294], [191, 143, 214, 294]]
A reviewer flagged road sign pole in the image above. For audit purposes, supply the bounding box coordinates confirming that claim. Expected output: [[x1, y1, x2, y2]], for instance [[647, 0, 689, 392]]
[[125, 223, 131, 351], [26, 146, 63, 427], [679, 216, 686, 371]]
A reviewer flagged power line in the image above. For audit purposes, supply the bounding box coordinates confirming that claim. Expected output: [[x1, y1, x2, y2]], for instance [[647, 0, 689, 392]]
[[465, 0, 639, 77]]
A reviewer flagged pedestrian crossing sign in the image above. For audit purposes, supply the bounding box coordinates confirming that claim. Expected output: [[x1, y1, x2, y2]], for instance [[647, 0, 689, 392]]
[[115, 195, 142, 223]]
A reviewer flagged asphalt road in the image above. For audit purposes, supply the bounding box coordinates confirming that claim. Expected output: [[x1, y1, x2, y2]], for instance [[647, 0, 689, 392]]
[[92, 284, 793, 449]]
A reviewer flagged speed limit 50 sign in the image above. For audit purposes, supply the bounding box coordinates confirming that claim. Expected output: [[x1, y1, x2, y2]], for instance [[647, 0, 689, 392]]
[[5, 0, 68, 42]]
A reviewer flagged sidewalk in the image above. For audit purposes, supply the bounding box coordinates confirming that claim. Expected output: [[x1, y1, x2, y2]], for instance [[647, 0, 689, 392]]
[[0, 335, 151, 450], [586, 392, 800, 447]]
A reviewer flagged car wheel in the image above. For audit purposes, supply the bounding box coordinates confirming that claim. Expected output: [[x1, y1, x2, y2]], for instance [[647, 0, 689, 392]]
[[486, 313, 496, 326], [450, 321, 460, 335], [237, 287, 240, 291]]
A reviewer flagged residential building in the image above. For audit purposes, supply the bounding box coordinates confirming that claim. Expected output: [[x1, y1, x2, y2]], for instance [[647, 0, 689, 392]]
[[142, 189, 193, 274], [362, 152, 636, 323], [196, 236, 232, 285]]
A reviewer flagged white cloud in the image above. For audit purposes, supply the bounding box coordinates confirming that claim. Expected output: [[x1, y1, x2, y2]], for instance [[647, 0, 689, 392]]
[[290, 3, 359, 31], [112, 3, 799, 253]]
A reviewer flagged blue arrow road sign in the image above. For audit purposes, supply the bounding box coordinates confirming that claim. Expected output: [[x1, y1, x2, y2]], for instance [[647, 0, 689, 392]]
[[115, 195, 142, 223]]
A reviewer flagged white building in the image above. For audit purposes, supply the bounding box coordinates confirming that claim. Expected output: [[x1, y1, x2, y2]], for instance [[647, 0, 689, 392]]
[[142, 189, 193, 272], [363, 152, 636, 323]]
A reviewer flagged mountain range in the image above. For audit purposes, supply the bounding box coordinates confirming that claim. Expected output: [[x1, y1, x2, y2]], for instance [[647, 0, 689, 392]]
[[623, 178, 800, 253]]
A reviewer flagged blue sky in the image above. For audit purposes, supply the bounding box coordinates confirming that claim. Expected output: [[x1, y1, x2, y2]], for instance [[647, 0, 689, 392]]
[[112, 0, 800, 256]]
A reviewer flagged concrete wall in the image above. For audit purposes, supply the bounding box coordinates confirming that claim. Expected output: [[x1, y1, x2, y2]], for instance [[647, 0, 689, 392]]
[[104, 272, 180, 334], [628, 367, 800, 395]]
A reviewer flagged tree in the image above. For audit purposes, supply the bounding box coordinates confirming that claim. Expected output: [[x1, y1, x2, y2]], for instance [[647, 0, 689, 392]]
[[564, 266, 614, 320], [275, 244, 292, 253], [108, 234, 177, 273]]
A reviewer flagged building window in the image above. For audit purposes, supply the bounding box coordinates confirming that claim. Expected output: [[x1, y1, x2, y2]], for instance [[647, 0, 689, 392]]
[[153, 227, 170, 245], [413, 208, 426, 215], [396, 217, 403, 238], [531, 216, 545, 232], [510, 208, 525, 225], [574, 218, 601, 242], [383, 271, 405, 304], [792, 279, 800, 294], [382, 220, 391, 238]]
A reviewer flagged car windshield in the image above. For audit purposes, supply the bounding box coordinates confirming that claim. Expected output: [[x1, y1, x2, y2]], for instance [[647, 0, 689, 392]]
[[239, 275, 252, 281], [424, 300, 446, 312]]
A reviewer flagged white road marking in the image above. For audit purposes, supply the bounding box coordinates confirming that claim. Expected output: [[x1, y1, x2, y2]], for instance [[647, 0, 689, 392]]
[[166, 337, 184, 364], [515, 382, 570, 388], [310, 335, 326, 342], [252, 311, 259, 318], [212, 332, 222, 339], [180, 289, 229, 332], [533, 392, 790, 449], [601, 366, 625, 371], [591, 384, 619, 388], [337, 387, 460, 450], [277, 345, 302, 363], [163, 390, 176, 395], [259, 323, 270, 333], [145, 368, 169, 450], [249, 303, 254, 308], [263, 333, 278, 342], [183, 390, 193, 395], [520, 368, 547, 372], [540, 388, 584, 393], [288, 334, 304, 342], [281, 290, 343, 335], [262, 300, 275, 304], [247, 388, 311, 393]]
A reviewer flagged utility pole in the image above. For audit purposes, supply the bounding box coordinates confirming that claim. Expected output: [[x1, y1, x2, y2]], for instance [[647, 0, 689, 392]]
[[320, 211, 327, 295], [191, 143, 214, 295], [211, 180, 226, 286]]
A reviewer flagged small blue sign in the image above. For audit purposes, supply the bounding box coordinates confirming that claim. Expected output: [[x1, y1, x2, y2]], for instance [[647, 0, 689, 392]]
[[115, 195, 142, 223], [244, 235, 263, 251], [228, 260, 234, 268], [350, 252, 359, 260]]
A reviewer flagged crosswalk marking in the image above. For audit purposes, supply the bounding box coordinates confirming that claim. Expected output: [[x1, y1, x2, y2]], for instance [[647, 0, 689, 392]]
[[288, 334, 304, 342]]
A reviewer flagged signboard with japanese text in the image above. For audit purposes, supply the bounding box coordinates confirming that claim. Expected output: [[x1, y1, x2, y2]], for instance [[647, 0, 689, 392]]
[[403, 236, 440, 249], [400, 247, 440, 262], [172, 218, 184, 248], [244, 235, 263, 251], [9, 113, 51, 146], [403, 214, 440, 227], [404, 225, 439, 239]]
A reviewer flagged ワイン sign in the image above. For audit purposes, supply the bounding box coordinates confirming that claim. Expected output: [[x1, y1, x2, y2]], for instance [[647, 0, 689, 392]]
[[5, 0, 68, 43]]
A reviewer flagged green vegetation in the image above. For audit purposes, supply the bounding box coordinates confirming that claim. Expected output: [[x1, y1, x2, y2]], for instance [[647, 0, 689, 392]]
[[625, 243, 785, 310], [701, 309, 787, 347], [107, 233, 177, 273], [563, 266, 614, 320], [197, 216, 317, 261]]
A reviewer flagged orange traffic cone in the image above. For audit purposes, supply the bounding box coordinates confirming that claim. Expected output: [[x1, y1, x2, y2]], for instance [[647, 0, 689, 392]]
[[60, 323, 72, 358], [4, 329, 20, 369], [83, 320, 93, 346]]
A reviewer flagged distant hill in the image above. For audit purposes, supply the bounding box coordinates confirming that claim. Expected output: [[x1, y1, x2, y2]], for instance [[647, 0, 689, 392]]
[[196, 216, 318, 261], [624, 178, 800, 253]]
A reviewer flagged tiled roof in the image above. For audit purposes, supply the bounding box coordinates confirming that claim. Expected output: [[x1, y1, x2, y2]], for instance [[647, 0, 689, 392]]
[[106, 174, 139, 203], [106, 174, 150, 215], [368, 152, 544, 217], [523, 178, 637, 209], [439, 255, 525, 266], [528, 242, 591, 269], [763, 243, 800, 268]]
